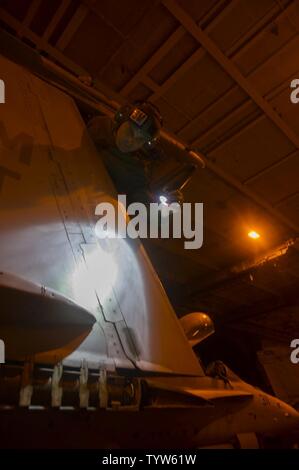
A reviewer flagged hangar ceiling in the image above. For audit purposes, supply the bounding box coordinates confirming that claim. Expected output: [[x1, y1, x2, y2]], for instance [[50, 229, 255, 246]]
[[0, 0, 298, 345]]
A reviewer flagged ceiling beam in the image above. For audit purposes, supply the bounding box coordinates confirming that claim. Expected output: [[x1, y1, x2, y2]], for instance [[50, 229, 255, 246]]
[[124, 0, 296, 120], [121, 0, 299, 165], [149, 48, 206, 103], [121, 0, 232, 98], [225, 0, 297, 59], [162, 0, 299, 152], [17, 0, 41, 38], [121, 26, 185, 96], [186, 59, 299, 153], [56, 3, 89, 50], [43, 0, 71, 42], [176, 1, 298, 141], [203, 113, 265, 155], [0, 8, 86, 75], [192, 101, 261, 152], [148, 1, 240, 104], [141, 76, 194, 121], [189, 65, 299, 150]]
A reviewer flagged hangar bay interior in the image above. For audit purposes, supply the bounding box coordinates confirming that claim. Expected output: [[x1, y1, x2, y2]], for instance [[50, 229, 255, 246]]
[[0, 0, 298, 449]]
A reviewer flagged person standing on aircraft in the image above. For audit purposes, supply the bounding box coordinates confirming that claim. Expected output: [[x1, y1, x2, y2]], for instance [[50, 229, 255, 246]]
[[87, 101, 163, 203]]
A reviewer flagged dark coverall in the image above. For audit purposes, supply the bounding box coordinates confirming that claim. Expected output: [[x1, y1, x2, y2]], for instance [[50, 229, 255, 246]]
[[87, 115, 151, 203]]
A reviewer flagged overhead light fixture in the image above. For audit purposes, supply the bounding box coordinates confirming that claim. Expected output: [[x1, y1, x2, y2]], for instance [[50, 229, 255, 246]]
[[248, 230, 260, 240]]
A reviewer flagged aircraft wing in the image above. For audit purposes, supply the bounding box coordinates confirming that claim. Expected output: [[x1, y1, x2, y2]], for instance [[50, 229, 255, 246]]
[[145, 377, 253, 402], [0, 53, 204, 376]]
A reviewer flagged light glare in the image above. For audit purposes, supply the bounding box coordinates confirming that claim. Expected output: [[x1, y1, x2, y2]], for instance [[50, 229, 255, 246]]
[[248, 230, 260, 240]]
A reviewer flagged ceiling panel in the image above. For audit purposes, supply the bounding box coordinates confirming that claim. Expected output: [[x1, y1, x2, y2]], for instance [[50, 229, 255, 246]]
[[207, 0, 276, 54], [149, 31, 198, 85], [64, 12, 123, 74], [246, 151, 299, 205], [163, 53, 235, 118], [235, 1, 299, 76], [208, 116, 296, 181], [178, 86, 248, 143]]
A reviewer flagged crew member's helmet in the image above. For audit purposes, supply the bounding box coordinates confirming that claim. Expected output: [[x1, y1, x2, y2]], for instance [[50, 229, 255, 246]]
[[114, 101, 163, 147]]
